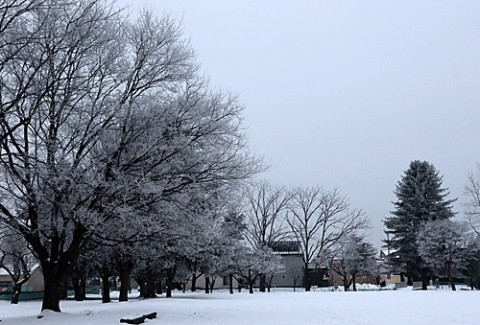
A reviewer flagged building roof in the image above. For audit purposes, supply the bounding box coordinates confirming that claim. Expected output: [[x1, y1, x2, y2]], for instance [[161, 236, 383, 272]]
[[269, 241, 302, 254]]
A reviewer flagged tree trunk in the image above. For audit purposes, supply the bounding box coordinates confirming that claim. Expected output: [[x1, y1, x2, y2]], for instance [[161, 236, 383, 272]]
[[11, 283, 22, 304], [421, 268, 428, 290], [166, 281, 172, 298], [343, 277, 349, 291], [101, 274, 111, 303], [259, 274, 266, 292], [10, 274, 30, 305], [238, 278, 242, 292], [118, 260, 133, 302], [42, 282, 63, 312], [144, 270, 156, 298], [135, 275, 146, 298], [205, 276, 210, 294], [229, 274, 234, 294], [191, 273, 197, 292], [352, 274, 357, 292], [209, 276, 216, 292], [72, 275, 86, 301], [447, 262, 456, 291], [166, 267, 176, 298], [266, 276, 272, 293], [156, 279, 163, 295], [74, 279, 85, 301], [304, 265, 311, 291], [40, 254, 78, 312], [248, 278, 254, 294], [400, 272, 405, 283], [41, 263, 72, 312], [407, 276, 413, 286]]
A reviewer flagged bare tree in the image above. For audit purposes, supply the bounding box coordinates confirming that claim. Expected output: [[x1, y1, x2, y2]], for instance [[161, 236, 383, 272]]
[[287, 187, 368, 291], [244, 181, 291, 247], [0, 227, 37, 304], [243, 181, 290, 291], [465, 165, 480, 234], [417, 219, 471, 291], [0, 0, 128, 311], [232, 245, 283, 294], [0, 0, 260, 312], [329, 233, 377, 291]]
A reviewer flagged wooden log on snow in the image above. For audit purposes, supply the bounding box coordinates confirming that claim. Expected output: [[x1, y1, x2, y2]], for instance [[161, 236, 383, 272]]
[[143, 312, 157, 319], [119, 315, 145, 324]]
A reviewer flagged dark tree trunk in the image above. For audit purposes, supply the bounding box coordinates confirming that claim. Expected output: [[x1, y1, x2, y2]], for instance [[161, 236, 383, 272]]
[[247, 271, 255, 294], [135, 275, 146, 298], [447, 262, 456, 291], [25, 195, 89, 312], [209, 276, 216, 292], [74, 279, 86, 301], [10, 274, 30, 305], [266, 275, 274, 292], [41, 262, 73, 312], [304, 266, 311, 291], [144, 270, 156, 298], [11, 283, 22, 304], [191, 273, 197, 292], [400, 272, 405, 283], [166, 267, 176, 298], [72, 273, 86, 301], [204, 276, 210, 294], [101, 274, 111, 303], [156, 279, 163, 295], [352, 275, 357, 292], [407, 276, 413, 286], [343, 277, 349, 291], [229, 274, 234, 294], [118, 260, 133, 302], [166, 281, 172, 298], [33, 230, 86, 311], [421, 268, 428, 290], [259, 274, 266, 292]]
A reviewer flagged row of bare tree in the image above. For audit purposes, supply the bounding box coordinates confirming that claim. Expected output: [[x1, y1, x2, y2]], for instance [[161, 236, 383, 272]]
[[0, 178, 371, 308], [243, 182, 370, 291], [0, 0, 260, 311]]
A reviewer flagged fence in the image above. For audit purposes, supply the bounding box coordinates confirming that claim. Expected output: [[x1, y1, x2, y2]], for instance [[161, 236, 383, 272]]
[[394, 282, 407, 289], [1, 287, 100, 301], [0, 291, 44, 301]]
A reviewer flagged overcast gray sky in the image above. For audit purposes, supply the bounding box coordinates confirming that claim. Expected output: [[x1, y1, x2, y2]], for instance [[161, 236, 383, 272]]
[[118, 0, 480, 248]]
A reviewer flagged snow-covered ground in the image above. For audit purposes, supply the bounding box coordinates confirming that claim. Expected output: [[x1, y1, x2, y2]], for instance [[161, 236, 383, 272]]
[[0, 288, 478, 324]]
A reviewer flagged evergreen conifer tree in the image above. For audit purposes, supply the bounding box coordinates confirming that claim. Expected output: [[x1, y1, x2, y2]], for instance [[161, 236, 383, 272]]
[[384, 160, 456, 288]]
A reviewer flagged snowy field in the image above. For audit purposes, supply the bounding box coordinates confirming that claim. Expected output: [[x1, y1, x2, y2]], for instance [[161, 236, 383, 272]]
[[1, 288, 479, 325]]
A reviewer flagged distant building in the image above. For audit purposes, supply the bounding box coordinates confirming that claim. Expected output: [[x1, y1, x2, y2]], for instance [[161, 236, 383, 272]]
[[378, 249, 403, 285], [0, 264, 44, 301], [269, 241, 304, 288]]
